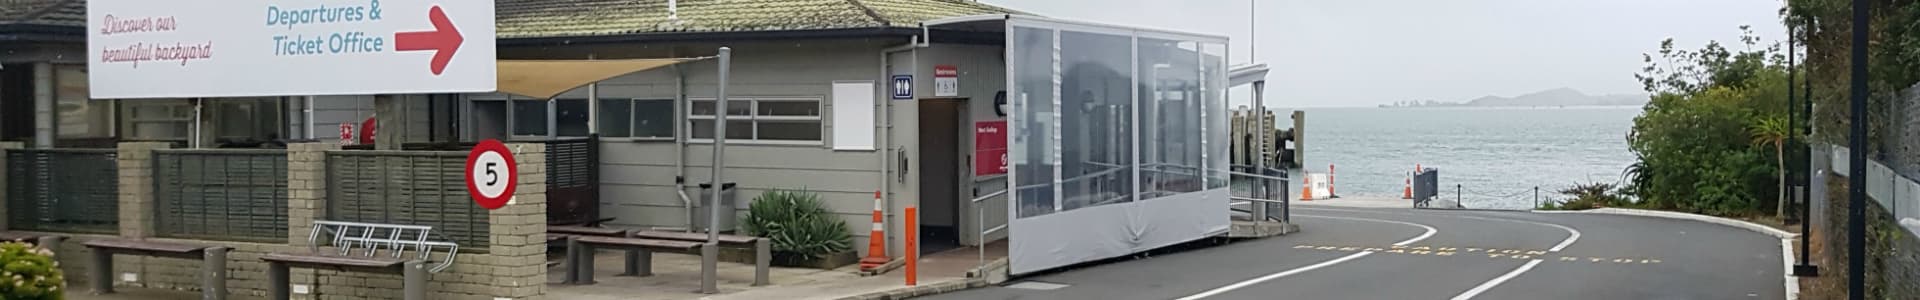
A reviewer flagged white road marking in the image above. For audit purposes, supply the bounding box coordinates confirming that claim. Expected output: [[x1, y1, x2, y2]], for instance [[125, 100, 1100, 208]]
[[1295, 207, 1585, 300], [1782, 238, 1799, 300], [1296, 207, 1582, 252], [1173, 214, 1437, 300], [1448, 259, 1543, 300]]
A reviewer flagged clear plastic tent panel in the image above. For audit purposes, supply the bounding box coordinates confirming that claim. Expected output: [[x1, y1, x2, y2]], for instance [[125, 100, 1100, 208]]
[[1004, 16, 1232, 275]]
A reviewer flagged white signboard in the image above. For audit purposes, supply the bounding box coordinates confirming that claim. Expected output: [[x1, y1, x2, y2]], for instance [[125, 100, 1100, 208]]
[[933, 65, 959, 97], [87, 0, 496, 99]]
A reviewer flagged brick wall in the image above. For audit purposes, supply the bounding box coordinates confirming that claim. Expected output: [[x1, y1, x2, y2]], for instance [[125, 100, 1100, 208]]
[[0, 142, 549, 299], [290, 142, 548, 300]]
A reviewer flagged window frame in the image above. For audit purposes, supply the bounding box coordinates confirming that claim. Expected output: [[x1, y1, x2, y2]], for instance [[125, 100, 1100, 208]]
[[687, 96, 824, 145], [122, 100, 193, 141], [598, 98, 678, 142]]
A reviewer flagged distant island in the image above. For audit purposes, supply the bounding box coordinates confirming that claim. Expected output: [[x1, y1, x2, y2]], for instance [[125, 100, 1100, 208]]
[[1381, 88, 1648, 108]]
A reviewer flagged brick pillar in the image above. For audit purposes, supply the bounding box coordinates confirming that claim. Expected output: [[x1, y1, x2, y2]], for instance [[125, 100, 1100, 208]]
[[284, 142, 336, 296], [285, 142, 337, 246], [490, 143, 547, 299], [0, 141, 21, 231], [117, 142, 172, 238]]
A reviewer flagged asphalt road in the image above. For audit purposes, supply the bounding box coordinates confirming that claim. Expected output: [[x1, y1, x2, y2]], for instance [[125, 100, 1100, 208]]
[[921, 206, 1787, 300]]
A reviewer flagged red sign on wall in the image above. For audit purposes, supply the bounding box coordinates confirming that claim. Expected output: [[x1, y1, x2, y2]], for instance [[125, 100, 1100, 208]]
[[974, 120, 1008, 176]]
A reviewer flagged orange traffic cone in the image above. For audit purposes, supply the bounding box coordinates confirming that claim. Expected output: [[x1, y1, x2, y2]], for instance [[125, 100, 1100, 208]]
[[1403, 172, 1413, 199], [1300, 175, 1313, 201], [859, 191, 890, 270]]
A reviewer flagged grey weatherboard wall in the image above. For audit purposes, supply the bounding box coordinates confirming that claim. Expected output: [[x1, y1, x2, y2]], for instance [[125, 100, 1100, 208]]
[[494, 39, 908, 257]]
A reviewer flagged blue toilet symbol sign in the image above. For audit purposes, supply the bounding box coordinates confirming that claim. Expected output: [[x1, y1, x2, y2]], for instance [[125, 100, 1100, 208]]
[[891, 75, 914, 99]]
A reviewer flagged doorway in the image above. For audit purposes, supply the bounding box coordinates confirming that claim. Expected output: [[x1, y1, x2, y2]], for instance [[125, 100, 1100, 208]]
[[918, 98, 967, 255]]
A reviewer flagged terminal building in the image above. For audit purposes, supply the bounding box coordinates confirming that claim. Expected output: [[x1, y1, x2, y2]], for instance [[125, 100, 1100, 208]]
[[1, 1, 1279, 296]]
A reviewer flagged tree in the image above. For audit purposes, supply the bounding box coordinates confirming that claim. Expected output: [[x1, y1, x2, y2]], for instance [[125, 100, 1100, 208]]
[[1627, 27, 1793, 217], [1749, 115, 1792, 219]]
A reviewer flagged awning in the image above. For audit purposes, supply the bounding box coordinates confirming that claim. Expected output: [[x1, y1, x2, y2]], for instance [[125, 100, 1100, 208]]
[[497, 58, 701, 99]]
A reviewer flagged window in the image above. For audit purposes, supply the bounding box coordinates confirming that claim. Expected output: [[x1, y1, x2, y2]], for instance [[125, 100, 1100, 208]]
[[54, 65, 113, 139], [122, 100, 193, 141], [597, 99, 675, 139], [689, 97, 822, 142], [510, 99, 589, 137]]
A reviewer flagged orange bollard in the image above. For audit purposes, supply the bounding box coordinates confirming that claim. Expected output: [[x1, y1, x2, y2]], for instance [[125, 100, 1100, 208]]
[[904, 207, 918, 286], [859, 191, 889, 270], [1329, 164, 1336, 197]]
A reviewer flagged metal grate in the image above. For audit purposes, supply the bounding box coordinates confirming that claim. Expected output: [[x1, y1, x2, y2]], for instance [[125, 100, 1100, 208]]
[[154, 149, 289, 242], [1890, 85, 1920, 180], [325, 151, 489, 249], [5, 149, 120, 234], [545, 137, 599, 225]]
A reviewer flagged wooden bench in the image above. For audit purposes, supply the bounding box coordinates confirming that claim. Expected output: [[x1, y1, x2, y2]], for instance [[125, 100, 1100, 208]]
[[629, 230, 771, 286], [549, 225, 629, 239], [262, 221, 458, 300], [547, 225, 635, 269], [564, 235, 705, 285], [82, 239, 228, 300], [0, 231, 66, 249]]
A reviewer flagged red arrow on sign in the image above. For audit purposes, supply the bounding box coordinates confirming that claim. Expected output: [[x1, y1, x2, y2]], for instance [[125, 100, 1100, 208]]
[[394, 6, 464, 75]]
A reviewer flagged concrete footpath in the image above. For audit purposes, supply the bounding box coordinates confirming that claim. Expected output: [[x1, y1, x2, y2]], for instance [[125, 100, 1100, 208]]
[[67, 248, 989, 300]]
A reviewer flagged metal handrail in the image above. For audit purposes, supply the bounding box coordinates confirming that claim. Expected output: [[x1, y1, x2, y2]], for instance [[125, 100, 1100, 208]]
[[972, 189, 1010, 203], [1230, 197, 1288, 203], [1230, 171, 1286, 181]]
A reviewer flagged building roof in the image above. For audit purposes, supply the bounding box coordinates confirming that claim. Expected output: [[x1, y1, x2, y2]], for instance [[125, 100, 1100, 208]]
[[1, 0, 1023, 39], [0, 0, 84, 27], [496, 0, 1023, 39]]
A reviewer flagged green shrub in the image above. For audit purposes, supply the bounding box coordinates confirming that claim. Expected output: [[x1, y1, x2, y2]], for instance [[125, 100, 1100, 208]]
[[1539, 182, 1631, 211], [741, 190, 853, 260], [0, 242, 63, 300]]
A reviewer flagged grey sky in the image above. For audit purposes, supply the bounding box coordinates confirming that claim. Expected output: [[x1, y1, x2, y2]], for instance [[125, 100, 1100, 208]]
[[980, 0, 1788, 108]]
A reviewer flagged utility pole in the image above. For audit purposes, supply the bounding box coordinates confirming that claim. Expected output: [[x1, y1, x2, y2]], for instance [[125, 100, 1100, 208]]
[[1845, 0, 1869, 298]]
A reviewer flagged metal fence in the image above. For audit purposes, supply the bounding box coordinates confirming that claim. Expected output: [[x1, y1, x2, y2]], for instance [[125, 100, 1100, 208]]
[[1889, 84, 1920, 183], [153, 149, 289, 242], [1824, 145, 1920, 237], [4, 149, 119, 234], [326, 151, 489, 249], [357, 137, 601, 225]]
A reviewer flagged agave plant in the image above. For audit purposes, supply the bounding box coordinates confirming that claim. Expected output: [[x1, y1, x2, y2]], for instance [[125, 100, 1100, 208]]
[[741, 190, 853, 260]]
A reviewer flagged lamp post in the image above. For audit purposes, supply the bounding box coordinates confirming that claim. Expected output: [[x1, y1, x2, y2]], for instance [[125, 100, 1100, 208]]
[[1790, 17, 1819, 277], [1845, 0, 1869, 298]]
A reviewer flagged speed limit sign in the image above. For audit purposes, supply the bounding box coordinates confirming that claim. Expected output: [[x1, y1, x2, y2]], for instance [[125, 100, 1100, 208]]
[[465, 139, 518, 210]]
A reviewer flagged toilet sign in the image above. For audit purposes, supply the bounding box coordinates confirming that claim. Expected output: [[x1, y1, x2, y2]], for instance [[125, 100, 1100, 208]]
[[933, 65, 959, 97], [891, 75, 914, 99], [974, 120, 1008, 176], [465, 139, 517, 210]]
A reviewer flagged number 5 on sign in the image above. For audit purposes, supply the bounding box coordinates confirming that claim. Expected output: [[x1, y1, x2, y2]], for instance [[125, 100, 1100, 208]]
[[465, 139, 518, 210]]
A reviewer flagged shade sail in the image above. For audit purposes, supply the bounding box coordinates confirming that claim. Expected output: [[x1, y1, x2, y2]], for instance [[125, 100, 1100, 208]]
[[497, 58, 697, 99]]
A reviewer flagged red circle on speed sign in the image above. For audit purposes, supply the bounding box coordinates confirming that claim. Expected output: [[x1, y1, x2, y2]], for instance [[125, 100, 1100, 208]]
[[465, 139, 518, 210]]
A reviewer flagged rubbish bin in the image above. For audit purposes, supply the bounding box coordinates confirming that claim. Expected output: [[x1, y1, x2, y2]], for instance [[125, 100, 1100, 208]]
[[694, 182, 739, 232]]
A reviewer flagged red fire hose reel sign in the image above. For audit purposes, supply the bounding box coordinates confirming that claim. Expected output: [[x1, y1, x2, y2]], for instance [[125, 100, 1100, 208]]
[[465, 139, 517, 210]]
